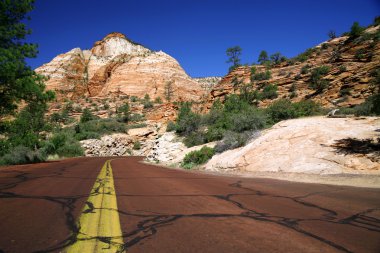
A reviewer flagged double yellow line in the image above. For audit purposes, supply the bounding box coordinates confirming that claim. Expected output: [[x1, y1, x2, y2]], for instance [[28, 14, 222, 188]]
[[66, 160, 125, 253]]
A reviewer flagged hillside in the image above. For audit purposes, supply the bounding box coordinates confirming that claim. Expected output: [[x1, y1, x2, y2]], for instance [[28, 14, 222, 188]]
[[207, 26, 380, 109]]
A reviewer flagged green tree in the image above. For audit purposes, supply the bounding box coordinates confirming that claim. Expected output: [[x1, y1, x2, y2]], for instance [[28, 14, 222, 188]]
[[226, 46, 242, 72], [328, 30, 336, 39], [0, 0, 54, 117], [80, 108, 95, 123], [349, 21, 365, 39], [258, 50, 269, 65], [117, 102, 130, 122], [270, 52, 282, 65]]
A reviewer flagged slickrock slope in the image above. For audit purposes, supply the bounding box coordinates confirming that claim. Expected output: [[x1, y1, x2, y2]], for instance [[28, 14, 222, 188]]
[[36, 32, 203, 101], [208, 26, 380, 108], [205, 117, 380, 175]]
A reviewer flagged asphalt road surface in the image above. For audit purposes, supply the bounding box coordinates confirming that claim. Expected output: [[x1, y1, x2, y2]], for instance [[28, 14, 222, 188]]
[[0, 157, 379, 253]]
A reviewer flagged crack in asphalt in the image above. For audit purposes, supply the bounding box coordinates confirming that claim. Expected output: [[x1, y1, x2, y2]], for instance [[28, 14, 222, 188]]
[[1, 167, 380, 253]]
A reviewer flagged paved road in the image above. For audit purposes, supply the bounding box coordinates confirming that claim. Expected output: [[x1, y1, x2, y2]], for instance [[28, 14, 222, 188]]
[[0, 157, 379, 253]]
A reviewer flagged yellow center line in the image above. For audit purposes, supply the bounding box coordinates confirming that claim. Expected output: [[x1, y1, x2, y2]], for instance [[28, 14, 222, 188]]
[[65, 160, 125, 253]]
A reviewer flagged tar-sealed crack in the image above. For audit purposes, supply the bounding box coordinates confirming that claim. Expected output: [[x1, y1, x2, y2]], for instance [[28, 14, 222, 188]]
[[1, 165, 380, 253]]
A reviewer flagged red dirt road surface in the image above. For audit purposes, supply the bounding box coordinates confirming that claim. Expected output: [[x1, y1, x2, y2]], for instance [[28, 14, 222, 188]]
[[0, 157, 379, 253]]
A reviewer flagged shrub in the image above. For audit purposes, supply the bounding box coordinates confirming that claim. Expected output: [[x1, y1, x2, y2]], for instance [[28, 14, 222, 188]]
[[81, 108, 96, 123], [339, 88, 351, 97], [117, 102, 130, 122], [261, 84, 278, 100], [214, 131, 258, 153], [321, 43, 329, 50], [129, 113, 144, 122], [349, 22, 365, 39], [353, 94, 380, 116], [300, 64, 311, 74], [267, 99, 296, 123], [226, 107, 267, 132], [166, 121, 177, 132], [0, 146, 46, 166], [328, 30, 336, 39], [252, 70, 271, 81], [182, 146, 215, 168], [292, 100, 323, 117], [183, 131, 207, 147], [355, 48, 366, 60], [56, 142, 84, 157], [154, 97, 163, 104], [339, 65, 347, 73], [133, 141, 141, 150], [294, 48, 315, 62], [76, 118, 127, 138], [130, 96, 138, 102], [175, 103, 201, 135], [309, 66, 330, 91]]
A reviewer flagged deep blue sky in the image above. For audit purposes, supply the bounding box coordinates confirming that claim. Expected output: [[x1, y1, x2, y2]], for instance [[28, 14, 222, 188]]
[[26, 0, 379, 77]]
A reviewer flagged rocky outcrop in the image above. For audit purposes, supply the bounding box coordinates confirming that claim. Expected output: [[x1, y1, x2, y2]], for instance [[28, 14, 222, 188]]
[[205, 117, 380, 174], [146, 132, 216, 165], [80, 133, 134, 157], [207, 26, 380, 109], [36, 32, 203, 101]]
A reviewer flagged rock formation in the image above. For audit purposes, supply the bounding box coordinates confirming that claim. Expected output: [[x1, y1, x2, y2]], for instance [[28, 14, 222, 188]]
[[205, 117, 380, 174], [36, 32, 203, 101], [207, 26, 380, 108]]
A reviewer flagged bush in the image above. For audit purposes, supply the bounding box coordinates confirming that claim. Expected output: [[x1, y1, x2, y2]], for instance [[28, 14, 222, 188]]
[[175, 103, 201, 135], [261, 84, 278, 100], [214, 131, 258, 153], [349, 22, 365, 39], [252, 70, 271, 81], [300, 64, 311, 74], [339, 65, 347, 73], [129, 113, 144, 122], [75, 118, 127, 139], [0, 146, 46, 166], [321, 43, 329, 50], [355, 48, 366, 60], [292, 100, 323, 117], [183, 131, 207, 147], [166, 121, 177, 132], [267, 99, 322, 123], [182, 146, 215, 168], [309, 66, 330, 91], [339, 88, 351, 97], [133, 141, 141, 150], [56, 142, 84, 157], [117, 102, 130, 122], [353, 94, 380, 116], [81, 108, 96, 123], [154, 97, 163, 104], [267, 99, 296, 123]]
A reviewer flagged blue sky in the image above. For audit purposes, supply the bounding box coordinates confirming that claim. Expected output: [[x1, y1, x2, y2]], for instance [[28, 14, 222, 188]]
[[26, 0, 379, 77]]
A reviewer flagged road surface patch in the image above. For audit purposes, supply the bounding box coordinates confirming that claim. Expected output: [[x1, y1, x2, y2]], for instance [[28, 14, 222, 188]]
[[65, 160, 125, 253]]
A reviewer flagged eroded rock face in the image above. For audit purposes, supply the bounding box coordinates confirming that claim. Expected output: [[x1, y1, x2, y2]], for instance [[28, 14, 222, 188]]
[[36, 32, 203, 101], [205, 117, 380, 174], [207, 26, 380, 109]]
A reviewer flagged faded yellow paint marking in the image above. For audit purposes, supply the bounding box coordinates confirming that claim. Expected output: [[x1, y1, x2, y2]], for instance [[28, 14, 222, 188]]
[[66, 160, 125, 253]]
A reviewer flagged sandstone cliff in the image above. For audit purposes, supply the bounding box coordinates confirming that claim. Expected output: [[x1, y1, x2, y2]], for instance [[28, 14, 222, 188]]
[[208, 26, 380, 108], [36, 32, 203, 101]]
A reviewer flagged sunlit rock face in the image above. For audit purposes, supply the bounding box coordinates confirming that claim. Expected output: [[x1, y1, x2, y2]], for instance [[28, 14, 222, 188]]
[[36, 32, 203, 101]]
